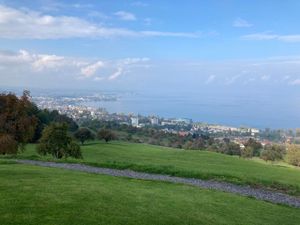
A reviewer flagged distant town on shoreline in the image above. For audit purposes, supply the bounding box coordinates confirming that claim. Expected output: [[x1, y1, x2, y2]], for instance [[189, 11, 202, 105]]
[[31, 91, 299, 146]]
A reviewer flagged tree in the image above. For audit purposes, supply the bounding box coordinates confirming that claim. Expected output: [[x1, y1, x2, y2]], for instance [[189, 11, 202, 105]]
[[241, 146, 254, 158], [219, 141, 241, 156], [30, 108, 79, 142], [260, 144, 285, 162], [74, 128, 95, 145], [0, 91, 38, 154], [286, 144, 300, 167], [0, 134, 18, 155], [50, 110, 78, 132], [97, 129, 116, 143], [244, 138, 263, 156], [37, 123, 82, 159], [296, 129, 300, 137]]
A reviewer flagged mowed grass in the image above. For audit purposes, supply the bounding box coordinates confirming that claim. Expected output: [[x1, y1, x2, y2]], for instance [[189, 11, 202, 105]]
[[0, 160, 299, 225], [13, 141, 300, 195]]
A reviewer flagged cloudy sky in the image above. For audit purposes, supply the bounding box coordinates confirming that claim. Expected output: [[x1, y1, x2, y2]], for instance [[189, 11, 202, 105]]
[[1, 0, 300, 92]]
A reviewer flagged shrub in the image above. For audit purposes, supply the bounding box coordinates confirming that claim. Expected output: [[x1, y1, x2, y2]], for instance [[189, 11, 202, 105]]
[[260, 144, 285, 161], [37, 123, 82, 159], [286, 144, 300, 167], [241, 146, 254, 158], [244, 138, 263, 156], [219, 142, 241, 156], [97, 129, 117, 143], [0, 134, 18, 155]]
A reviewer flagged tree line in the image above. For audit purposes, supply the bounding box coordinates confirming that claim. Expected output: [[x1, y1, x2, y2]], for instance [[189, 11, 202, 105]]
[[81, 119, 300, 166]]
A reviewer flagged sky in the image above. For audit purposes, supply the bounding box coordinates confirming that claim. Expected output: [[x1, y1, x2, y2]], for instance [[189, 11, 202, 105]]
[[1, 0, 300, 93]]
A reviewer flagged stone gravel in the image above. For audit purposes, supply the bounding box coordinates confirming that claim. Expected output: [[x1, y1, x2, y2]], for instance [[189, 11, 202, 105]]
[[17, 159, 300, 208]]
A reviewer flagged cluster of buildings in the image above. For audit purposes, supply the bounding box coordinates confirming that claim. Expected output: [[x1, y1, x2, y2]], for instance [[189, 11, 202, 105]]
[[130, 116, 191, 128], [192, 124, 260, 136], [33, 94, 262, 139]]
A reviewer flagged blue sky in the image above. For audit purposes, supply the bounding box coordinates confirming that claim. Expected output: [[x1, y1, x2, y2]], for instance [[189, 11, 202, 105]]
[[1, 0, 300, 92]]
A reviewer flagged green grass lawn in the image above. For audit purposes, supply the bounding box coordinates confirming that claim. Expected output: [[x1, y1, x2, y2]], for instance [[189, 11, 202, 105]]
[[10, 141, 300, 195], [0, 160, 299, 225]]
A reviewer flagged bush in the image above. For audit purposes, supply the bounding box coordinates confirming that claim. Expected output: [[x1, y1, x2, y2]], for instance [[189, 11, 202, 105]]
[[219, 142, 241, 156], [0, 134, 18, 155], [37, 123, 82, 159], [241, 146, 254, 158], [286, 144, 300, 167], [244, 138, 263, 156], [97, 129, 117, 143], [260, 144, 285, 161]]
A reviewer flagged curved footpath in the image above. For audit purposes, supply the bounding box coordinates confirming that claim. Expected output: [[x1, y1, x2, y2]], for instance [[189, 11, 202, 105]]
[[17, 159, 300, 208]]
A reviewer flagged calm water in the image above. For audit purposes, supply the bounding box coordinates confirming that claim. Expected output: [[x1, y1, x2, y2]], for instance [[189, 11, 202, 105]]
[[6, 86, 298, 129], [84, 89, 300, 129]]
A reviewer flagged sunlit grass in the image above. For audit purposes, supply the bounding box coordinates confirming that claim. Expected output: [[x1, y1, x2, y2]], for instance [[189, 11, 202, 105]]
[[0, 161, 299, 225]]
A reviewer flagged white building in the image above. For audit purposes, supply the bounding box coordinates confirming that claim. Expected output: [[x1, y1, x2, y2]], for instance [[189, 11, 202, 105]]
[[131, 117, 139, 127], [150, 117, 159, 125]]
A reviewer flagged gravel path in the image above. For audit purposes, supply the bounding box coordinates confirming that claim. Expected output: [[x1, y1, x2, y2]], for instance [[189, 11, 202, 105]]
[[17, 159, 300, 208]]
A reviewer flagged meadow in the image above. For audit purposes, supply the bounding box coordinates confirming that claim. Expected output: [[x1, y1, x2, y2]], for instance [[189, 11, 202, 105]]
[[10, 141, 300, 195], [0, 160, 300, 225]]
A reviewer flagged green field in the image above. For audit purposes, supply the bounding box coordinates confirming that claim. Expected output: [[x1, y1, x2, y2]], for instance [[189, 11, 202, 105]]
[[11, 141, 300, 195], [0, 160, 299, 225]]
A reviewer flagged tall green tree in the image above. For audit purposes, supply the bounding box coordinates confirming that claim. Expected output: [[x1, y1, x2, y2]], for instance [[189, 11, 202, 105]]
[[74, 128, 95, 145], [37, 123, 82, 159]]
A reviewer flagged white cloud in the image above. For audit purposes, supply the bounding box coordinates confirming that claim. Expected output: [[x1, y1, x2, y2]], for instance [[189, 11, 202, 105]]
[[242, 32, 300, 42], [0, 49, 70, 72], [94, 76, 105, 81], [283, 75, 290, 80], [289, 79, 300, 85], [233, 18, 253, 28], [0, 5, 200, 39], [114, 11, 136, 21], [131, 1, 148, 7], [261, 75, 270, 81], [108, 68, 124, 80], [205, 75, 215, 84], [0, 49, 151, 84], [106, 57, 150, 80], [243, 77, 256, 84], [39, 1, 93, 12], [71, 3, 93, 9], [88, 11, 109, 20], [140, 31, 200, 38], [122, 57, 149, 65], [32, 54, 66, 71], [225, 75, 241, 85], [80, 61, 105, 78], [3, 49, 300, 89]]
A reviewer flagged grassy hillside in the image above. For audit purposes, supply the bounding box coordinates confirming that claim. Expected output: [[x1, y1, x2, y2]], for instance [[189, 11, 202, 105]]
[[0, 160, 299, 225], [13, 141, 300, 195]]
